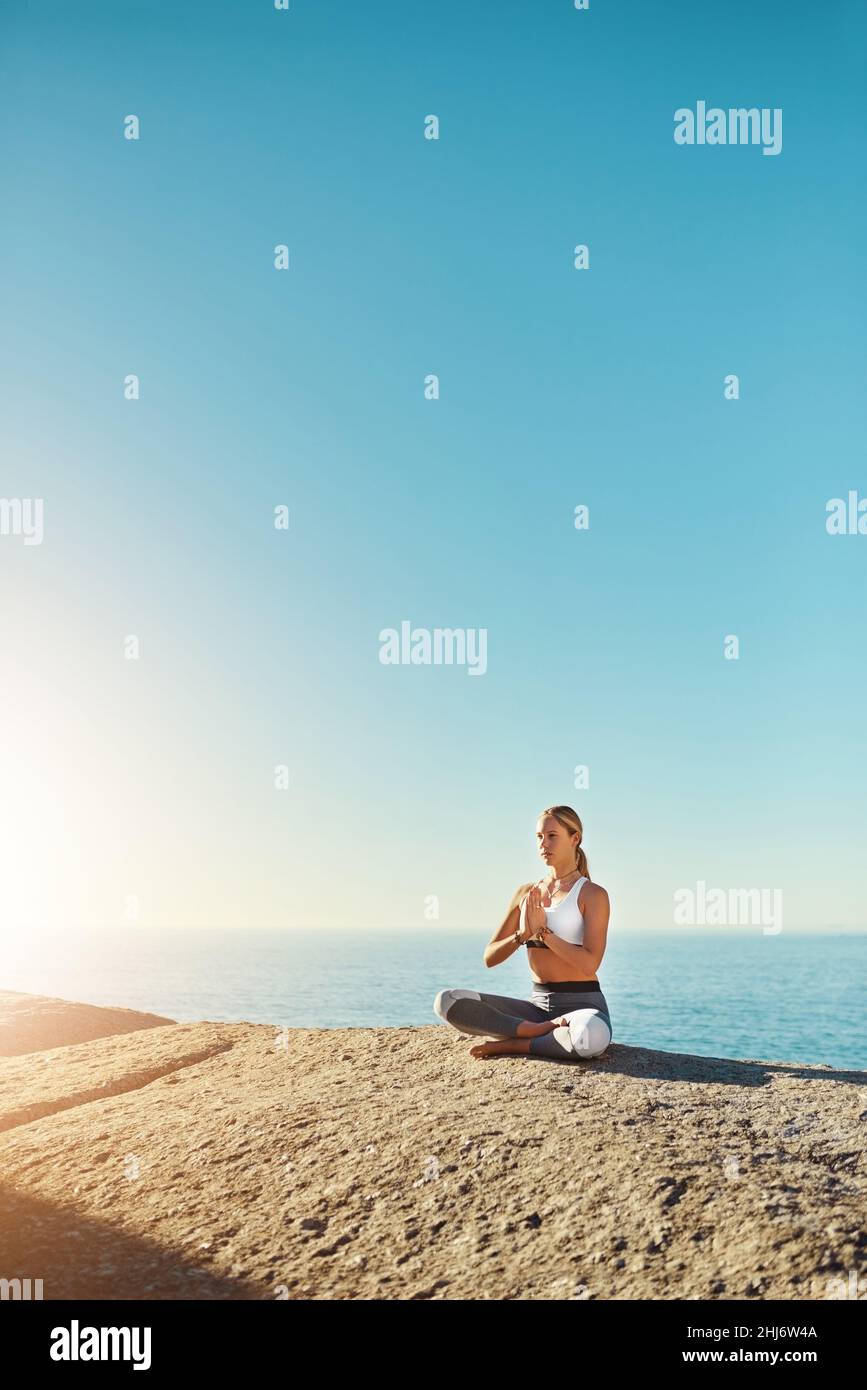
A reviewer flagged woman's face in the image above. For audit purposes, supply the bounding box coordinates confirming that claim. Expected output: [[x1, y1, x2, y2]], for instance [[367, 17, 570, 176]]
[[536, 815, 577, 872]]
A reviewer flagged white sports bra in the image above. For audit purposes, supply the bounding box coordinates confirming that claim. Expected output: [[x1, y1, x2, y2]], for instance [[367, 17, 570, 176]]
[[521, 877, 588, 949]]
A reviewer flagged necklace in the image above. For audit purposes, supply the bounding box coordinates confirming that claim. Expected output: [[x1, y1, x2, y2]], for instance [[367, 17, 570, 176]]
[[545, 867, 583, 892]]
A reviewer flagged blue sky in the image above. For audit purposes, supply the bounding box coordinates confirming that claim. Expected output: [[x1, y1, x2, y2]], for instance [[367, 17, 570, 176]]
[[1, 0, 865, 934]]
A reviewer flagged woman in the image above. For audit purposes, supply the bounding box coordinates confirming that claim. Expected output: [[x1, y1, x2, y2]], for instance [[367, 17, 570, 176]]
[[433, 805, 613, 1062]]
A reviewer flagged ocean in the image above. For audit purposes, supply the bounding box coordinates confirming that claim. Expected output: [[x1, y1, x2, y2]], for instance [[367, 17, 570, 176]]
[[2, 927, 864, 1071]]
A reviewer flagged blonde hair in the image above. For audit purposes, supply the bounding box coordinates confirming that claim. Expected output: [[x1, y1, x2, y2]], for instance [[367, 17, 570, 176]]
[[539, 805, 590, 880]]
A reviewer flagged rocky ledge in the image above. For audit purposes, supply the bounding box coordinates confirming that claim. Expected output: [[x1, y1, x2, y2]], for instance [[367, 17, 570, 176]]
[[0, 990, 863, 1300]]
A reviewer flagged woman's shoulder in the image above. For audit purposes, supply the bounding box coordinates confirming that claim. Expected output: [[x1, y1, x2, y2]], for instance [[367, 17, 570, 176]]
[[580, 879, 610, 908]]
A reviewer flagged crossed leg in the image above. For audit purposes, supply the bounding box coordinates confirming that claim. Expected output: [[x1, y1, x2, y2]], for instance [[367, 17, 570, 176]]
[[433, 987, 555, 1040], [527, 1007, 612, 1061], [433, 988, 612, 1062]]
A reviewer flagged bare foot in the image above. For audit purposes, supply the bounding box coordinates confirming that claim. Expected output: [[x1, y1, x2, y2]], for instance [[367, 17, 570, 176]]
[[516, 1017, 567, 1038], [468, 1037, 535, 1059]]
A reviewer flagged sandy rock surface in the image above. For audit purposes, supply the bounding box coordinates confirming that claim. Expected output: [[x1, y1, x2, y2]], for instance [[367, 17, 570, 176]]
[[0, 992, 864, 1300], [0, 990, 173, 1057]]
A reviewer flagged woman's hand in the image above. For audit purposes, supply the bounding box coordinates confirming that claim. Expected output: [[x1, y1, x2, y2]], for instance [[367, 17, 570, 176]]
[[524, 885, 548, 934], [515, 898, 535, 944]]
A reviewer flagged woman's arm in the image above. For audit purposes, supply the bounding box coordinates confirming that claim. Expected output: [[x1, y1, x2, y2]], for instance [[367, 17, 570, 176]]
[[537, 882, 610, 975], [484, 882, 535, 967]]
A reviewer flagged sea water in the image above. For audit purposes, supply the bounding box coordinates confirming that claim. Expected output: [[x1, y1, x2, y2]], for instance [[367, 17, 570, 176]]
[[2, 927, 864, 1071]]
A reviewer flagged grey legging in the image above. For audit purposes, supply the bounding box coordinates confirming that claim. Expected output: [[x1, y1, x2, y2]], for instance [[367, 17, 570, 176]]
[[433, 982, 612, 1060]]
